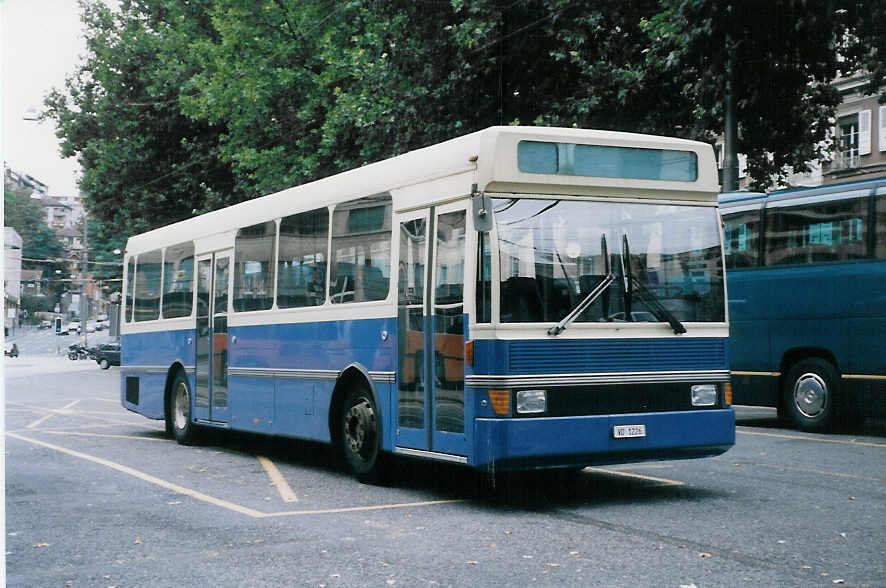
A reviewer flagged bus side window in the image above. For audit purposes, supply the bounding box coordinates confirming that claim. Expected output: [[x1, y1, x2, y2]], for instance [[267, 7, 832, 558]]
[[162, 242, 195, 318], [765, 196, 868, 266], [722, 210, 760, 269], [330, 194, 392, 304], [134, 249, 162, 322], [124, 257, 135, 323], [233, 221, 277, 312], [278, 207, 329, 308]]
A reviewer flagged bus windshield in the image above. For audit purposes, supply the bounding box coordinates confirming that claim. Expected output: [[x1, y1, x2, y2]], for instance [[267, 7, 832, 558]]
[[493, 197, 725, 324]]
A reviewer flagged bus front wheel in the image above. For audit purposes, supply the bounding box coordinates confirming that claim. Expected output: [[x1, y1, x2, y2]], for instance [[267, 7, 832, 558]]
[[340, 384, 387, 484], [168, 371, 198, 445], [783, 358, 837, 433]]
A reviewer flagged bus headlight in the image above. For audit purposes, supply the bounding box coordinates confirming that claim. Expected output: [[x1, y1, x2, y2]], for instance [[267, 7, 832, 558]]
[[691, 384, 718, 407], [516, 390, 547, 414]]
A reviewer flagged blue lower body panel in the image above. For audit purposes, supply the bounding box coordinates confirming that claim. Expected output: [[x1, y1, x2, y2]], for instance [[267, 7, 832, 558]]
[[473, 408, 735, 471]]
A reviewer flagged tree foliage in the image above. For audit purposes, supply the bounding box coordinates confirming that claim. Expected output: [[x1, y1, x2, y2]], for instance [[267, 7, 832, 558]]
[[47, 0, 885, 238]]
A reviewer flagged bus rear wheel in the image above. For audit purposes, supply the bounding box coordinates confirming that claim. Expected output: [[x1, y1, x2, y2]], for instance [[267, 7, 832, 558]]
[[783, 358, 837, 433], [340, 384, 386, 484], [168, 371, 199, 445]]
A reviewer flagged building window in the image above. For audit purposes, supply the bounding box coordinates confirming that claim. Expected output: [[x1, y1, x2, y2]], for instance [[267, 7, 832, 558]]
[[835, 115, 860, 170]]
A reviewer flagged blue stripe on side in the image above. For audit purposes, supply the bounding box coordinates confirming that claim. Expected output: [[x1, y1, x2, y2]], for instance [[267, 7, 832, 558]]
[[470, 337, 727, 375], [473, 409, 735, 470], [122, 329, 195, 367], [228, 318, 396, 371]]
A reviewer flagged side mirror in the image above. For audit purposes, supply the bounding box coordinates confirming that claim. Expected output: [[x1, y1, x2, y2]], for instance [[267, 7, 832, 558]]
[[472, 190, 493, 233]]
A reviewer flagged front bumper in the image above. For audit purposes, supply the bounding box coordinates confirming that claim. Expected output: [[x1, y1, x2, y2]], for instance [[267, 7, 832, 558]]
[[473, 408, 735, 471]]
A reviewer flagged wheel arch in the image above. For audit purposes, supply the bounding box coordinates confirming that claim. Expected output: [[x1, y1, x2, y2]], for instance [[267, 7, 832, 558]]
[[329, 363, 383, 450]]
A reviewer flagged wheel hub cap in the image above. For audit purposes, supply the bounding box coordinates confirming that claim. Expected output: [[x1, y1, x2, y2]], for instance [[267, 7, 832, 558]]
[[794, 373, 827, 418], [174, 383, 189, 430]]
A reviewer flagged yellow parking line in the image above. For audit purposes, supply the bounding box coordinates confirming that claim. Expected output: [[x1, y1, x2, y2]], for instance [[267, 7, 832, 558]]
[[258, 456, 298, 503], [7, 431, 466, 518], [752, 462, 885, 484], [7, 431, 266, 518], [26, 399, 80, 429], [263, 499, 466, 518], [32, 430, 171, 442], [584, 466, 684, 487], [738, 429, 886, 448]]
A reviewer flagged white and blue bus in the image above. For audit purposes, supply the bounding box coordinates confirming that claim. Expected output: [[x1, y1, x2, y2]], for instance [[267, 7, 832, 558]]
[[720, 178, 886, 432], [121, 126, 734, 482]]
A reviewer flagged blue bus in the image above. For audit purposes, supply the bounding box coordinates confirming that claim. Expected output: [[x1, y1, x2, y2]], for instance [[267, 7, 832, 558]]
[[720, 178, 886, 432], [121, 126, 734, 482]]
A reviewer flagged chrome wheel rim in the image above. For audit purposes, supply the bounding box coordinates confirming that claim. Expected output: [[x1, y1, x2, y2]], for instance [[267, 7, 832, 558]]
[[344, 397, 375, 461], [174, 382, 190, 431], [793, 373, 827, 418]]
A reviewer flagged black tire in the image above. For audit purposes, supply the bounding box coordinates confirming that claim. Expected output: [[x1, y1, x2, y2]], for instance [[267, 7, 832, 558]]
[[168, 371, 199, 445], [783, 358, 838, 433], [99, 358, 110, 370], [68, 351, 77, 360], [340, 384, 387, 484]]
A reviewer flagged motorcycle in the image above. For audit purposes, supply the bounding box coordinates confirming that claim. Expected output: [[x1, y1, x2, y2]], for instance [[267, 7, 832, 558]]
[[67, 343, 94, 360]]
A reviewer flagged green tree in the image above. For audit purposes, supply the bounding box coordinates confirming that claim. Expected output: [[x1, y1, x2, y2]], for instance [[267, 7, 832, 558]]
[[47, 0, 886, 235], [642, 0, 885, 187], [44, 0, 241, 239]]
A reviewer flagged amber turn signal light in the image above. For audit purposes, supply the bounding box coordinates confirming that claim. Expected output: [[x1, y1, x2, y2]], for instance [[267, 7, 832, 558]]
[[487, 389, 511, 416]]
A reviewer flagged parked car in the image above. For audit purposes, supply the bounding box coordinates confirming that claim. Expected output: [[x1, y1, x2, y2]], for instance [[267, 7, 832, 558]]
[[66, 321, 81, 334], [39, 320, 52, 330], [94, 342, 121, 370]]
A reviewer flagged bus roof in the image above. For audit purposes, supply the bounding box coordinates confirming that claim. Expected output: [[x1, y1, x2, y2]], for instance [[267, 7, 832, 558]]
[[126, 126, 718, 255], [719, 176, 886, 209]]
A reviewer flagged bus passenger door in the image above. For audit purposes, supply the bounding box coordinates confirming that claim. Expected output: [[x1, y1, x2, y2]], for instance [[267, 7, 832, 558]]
[[396, 214, 430, 451], [430, 208, 468, 456], [193, 251, 231, 425], [395, 207, 469, 457]]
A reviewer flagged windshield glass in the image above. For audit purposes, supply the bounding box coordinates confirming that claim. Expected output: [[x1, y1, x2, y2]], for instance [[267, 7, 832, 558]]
[[493, 197, 725, 324]]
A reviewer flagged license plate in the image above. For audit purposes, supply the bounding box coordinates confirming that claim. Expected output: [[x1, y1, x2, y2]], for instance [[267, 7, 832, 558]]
[[613, 424, 646, 439]]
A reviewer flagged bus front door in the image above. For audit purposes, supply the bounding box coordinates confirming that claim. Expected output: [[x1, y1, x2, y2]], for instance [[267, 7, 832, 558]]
[[194, 251, 231, 425], [396, 207, 468, 458]]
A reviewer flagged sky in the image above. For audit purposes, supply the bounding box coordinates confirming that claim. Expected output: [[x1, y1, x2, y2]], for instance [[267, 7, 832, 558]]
[[2, 0, 86, 197]]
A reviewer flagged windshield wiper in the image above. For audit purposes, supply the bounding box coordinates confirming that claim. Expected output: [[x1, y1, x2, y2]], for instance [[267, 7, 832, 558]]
[[620, 234, 687, 335], [548, 235, 614, 336]]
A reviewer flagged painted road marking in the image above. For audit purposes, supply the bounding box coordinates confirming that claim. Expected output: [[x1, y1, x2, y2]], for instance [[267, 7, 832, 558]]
[[584, 466, 684, 487], [258, 456, 299, 503], [26, 399, 80, 429], [738, 428, 886, 448], [750, 462, 885, 484], [28, 430, 171, 442], [7, 431, 466, 519]]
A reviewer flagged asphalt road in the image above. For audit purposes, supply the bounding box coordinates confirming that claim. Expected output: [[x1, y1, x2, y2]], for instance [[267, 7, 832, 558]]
[[4, 340, 886, 587]]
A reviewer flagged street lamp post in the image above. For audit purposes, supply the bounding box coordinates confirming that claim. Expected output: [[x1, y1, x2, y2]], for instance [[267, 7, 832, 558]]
[[81, 219, 88, 348]]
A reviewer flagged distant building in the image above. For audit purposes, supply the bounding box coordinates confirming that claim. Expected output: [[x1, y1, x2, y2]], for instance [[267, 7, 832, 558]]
[[4, 227, 23, 335], [717, 74, 885, 190], [823, 75, 886, 184], [20, 268, 44, 296]]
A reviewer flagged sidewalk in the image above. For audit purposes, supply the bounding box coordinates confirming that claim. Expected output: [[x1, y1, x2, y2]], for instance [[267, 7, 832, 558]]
[[4, 353, 112, 377]]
